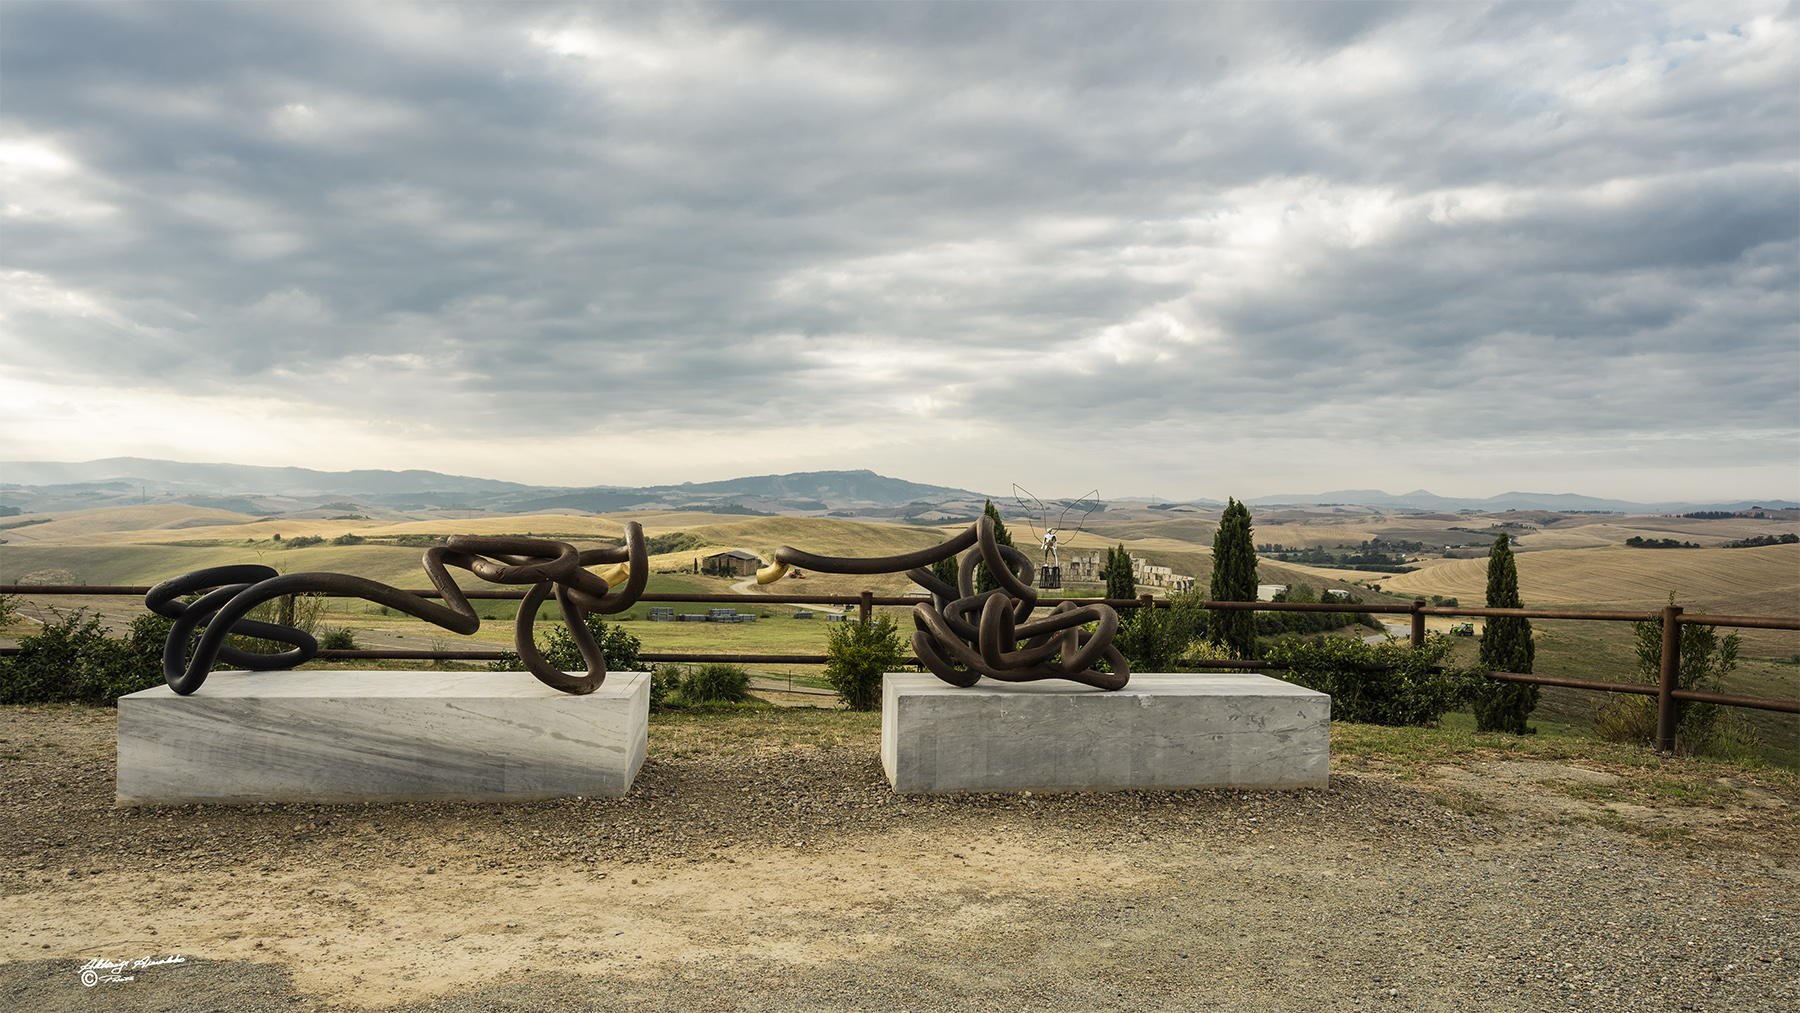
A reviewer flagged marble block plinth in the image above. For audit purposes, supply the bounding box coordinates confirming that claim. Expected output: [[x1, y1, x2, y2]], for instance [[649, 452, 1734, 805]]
[[117, 670, 648, 805], [880, 672, 1329, 794]]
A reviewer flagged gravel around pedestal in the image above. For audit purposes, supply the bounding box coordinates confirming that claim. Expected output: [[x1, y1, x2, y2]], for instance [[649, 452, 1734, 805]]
[[1, 704, 1795, 1012]]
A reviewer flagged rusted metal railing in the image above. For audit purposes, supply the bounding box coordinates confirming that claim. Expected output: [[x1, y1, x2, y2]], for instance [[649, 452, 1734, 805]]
[[3, 584, 1793, 753]]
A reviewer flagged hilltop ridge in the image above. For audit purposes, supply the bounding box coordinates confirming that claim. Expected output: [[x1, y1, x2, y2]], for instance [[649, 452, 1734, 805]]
[[2, 457, 1792, 518]]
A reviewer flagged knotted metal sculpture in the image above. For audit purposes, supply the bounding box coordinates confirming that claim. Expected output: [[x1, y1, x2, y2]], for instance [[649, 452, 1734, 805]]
[[146, 524, 649, 695], [757, 514, 1129, 690]]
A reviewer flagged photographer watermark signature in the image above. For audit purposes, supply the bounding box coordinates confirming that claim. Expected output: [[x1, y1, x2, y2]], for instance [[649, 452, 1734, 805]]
[[78, 955, 186, 986]]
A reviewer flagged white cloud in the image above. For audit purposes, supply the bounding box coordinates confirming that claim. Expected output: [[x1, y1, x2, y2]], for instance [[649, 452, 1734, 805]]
[[0, 1, 1792, 501]]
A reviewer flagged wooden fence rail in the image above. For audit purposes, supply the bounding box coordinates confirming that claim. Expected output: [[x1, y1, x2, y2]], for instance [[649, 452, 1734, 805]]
[[3, 585, 1794, 754]]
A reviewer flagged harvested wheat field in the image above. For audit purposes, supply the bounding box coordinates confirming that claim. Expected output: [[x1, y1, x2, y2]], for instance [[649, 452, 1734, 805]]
[[1381, 544, 1800, 612]]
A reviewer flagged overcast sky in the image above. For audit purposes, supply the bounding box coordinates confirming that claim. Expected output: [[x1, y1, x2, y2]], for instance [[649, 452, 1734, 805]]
[[2, 2, 1795, 503]]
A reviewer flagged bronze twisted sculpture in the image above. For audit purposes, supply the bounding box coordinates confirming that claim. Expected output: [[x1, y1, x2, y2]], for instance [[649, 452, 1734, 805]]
[[758, 514, 1129, 690], [147, 525, 649, 695]]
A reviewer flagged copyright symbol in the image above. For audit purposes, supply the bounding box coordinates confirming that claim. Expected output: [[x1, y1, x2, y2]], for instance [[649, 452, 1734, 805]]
[[80, 970, 98, 987]]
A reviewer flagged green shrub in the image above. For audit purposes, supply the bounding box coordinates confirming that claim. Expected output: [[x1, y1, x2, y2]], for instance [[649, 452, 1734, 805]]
[[1114, 592, 1208, 671], [1253, 583, 1366, 638], [1593, 597, 1751, 757], [318, 627, 360, 650], [1181, 639, 1241, 671], [330, 533, 365, 546], [678, 663, 753, 704], [227, 592, 328, 656], [487, 613, 642, 674], [824, 614, 906, 711], [1264, 632, 1472, 726], [0, 609, 171, 705], [649, 665, 680, 707]]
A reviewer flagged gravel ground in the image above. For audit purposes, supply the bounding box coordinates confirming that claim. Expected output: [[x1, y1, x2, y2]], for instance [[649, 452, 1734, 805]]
[[1, 704, 1795, 1012]]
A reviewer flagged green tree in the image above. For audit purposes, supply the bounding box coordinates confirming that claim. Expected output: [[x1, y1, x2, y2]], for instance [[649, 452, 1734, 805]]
[[1207, 497, 1258, 658], [1473, 533, 1537, 734], [974, 500, 1018, 595], [1104, 544, 1136, 601], [823, 613, 906, 711], [930, 551, 961, 595]]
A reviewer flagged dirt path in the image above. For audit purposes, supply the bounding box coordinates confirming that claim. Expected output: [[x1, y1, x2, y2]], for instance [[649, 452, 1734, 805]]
[[2, 705, 1795, 1012]]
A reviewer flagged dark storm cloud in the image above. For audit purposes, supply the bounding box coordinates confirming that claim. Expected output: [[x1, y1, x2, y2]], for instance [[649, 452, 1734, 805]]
[[1, 1, 1793, 495]]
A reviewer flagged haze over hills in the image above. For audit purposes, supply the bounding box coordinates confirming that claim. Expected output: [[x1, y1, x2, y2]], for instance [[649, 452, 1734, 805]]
[[0, 459, 989, 519], [1, 458, 1792, 518]]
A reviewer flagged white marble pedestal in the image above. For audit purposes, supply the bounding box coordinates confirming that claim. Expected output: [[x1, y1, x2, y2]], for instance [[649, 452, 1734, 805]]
[[880, 672, 1329, 794], [117, 671, 649, 805]]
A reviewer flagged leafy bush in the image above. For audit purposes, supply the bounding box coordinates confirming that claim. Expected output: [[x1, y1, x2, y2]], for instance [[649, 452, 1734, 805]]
[[648, 665, 681, 707], [1114, 592, 1208, 670], [284, 535, 326, 548], [487, 612, 642, 674], [229, 593, 328, 655], [0, 609, 172, 705], [824, 614, 906, 711], [1181, 639, 1242, 671], [678, 663, 754, 705], [1264, 633, 1472, 726], [1253, 583, 1368, 637], [331, 533, 366, 546], [1592, 597, 1753, 757], [317, 626, 360, 650]]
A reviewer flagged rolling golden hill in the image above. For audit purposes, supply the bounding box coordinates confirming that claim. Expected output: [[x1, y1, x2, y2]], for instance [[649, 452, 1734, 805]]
[[1380, 544, 1800, 613]]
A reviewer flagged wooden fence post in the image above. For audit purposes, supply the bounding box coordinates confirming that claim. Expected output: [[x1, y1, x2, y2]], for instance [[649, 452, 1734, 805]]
[[1411, 599, 1426, 647], [1655, 603, 1683, 754]]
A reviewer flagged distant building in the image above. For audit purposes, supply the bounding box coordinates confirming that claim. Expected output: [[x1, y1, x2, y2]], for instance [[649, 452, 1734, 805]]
[[1131, 556, 1195, 593], [701, 549, 763, 577], [1064, 552, 1102, 582], [1062, 550, 1193, 592]]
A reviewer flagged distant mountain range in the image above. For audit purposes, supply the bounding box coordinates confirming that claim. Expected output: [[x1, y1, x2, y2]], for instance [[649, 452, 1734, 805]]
[[0, 458, 991, 520], [1, 458, 1792, 518], [1240, 489, 1799, 514]]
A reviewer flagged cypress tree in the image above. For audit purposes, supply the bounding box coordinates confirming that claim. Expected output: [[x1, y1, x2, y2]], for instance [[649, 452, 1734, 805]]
[[1104, 544, 1136, 601], [1474, 533, 1537, 733], [930, 551, 960, 595], [1208, 497, 1258, 658], [974, 500, 1017, 594]]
